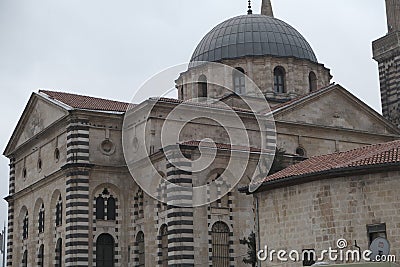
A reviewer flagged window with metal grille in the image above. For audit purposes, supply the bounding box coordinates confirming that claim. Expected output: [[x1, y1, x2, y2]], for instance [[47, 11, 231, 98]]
[[160, 225, 168, 267], [274, 67, 286, 93], [211, 221, 230, 267], [233, 67, 246, 94], [38, 203, 45, 233], [96, 234, 115, 267], [136, 231, 145, 267], [22, 211, 28, 240]]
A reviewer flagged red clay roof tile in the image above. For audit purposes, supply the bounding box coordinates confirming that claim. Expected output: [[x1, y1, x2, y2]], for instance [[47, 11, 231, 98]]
[[39, 90, 131, 112], [259, 140, 400, 186]]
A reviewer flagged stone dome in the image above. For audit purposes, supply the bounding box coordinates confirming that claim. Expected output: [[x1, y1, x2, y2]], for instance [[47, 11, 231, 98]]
[[190, 14, 317, 63]]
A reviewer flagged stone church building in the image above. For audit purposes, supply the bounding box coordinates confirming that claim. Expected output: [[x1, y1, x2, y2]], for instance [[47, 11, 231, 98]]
[[3, 0, 400, 267]]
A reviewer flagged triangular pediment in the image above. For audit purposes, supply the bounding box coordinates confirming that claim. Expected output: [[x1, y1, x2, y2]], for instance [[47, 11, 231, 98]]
[[273, 85, 400, 135], [4, 92, 70, 156]]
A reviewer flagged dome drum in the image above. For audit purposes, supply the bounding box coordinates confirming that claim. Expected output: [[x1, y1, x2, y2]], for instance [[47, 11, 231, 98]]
[[179, 13, 331, 103]]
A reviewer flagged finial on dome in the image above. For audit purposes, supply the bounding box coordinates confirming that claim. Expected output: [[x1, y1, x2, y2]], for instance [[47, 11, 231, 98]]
[[261, 0, 274, 17], [247, 0, 253, 14]]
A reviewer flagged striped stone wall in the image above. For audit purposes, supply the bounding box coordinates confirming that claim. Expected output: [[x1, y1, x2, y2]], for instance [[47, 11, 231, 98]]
[[164, 147, 195, 266], [64, 118, 92, 266], [6, 158, 15, 266], [373, 31, 400, 127], [378, 55, 400, 127]]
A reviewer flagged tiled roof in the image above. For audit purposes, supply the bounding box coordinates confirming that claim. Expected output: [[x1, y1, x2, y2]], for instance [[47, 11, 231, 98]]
[[259, 140, 400, 187], [38, 86, 336, 115], [39, 90, 131, 112], [39, 90, 254, 114]]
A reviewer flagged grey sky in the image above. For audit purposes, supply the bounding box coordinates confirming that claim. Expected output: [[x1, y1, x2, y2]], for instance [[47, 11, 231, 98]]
[[0, 0, 388, 229]]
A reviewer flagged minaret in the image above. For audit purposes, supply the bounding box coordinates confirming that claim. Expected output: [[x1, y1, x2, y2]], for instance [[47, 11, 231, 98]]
[[385, 0, 400, 32], [261, 0, 274, 17], [373, 0, 400, 126]]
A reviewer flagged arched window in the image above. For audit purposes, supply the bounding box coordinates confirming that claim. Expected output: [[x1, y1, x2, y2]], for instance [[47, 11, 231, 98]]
[[211, 222, 230, 267], [309, 71, 317, 92], [160, 225, 168, 267], [55, 238, 62, 267], [96, 189, 117, 221], [233, 67, 245, 94], [55, 195, 62, 227], [38, 244, 44, 267], [96, 233, 115, 267], [38, 203, 45, 233], [37, 158, 42, 171], [198, 75, 208, 98], [136, 231, 145, 267], [107, 196, 116, 221], [23, 211, 29, 240], [96, 195, 105, 220], [273, 67, 286, 93], [22, 250, 28, 267], [54, 148, 60, 161], [180, 86, 184, 100]]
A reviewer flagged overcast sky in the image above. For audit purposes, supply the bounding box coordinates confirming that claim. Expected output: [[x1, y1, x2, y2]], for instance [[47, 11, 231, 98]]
[[0, 0, 388, 232]]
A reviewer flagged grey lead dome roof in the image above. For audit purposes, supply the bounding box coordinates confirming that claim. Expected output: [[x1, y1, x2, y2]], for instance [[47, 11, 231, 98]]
[[190, 14, 318, 63]]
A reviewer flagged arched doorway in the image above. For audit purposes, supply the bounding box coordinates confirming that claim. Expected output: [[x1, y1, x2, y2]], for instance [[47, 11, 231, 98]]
[[211, 221, 230, 267], [96, 233, 115, 267]]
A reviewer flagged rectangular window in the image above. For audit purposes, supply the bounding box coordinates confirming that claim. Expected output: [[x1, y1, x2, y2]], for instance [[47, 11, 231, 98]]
[[367, 223, 387, 244]]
